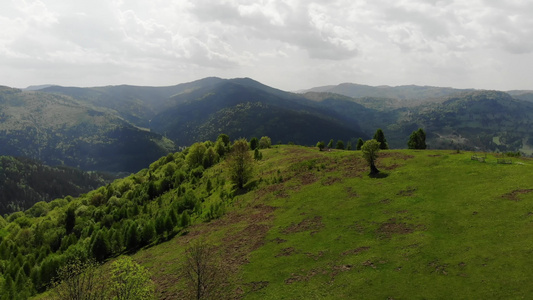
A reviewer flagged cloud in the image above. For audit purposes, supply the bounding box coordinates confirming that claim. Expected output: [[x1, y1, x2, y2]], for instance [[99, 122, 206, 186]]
[[1, 0, 533, 90]]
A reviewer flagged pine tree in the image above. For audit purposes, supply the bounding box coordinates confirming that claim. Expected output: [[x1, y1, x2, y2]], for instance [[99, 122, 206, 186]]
[[373, 129, 389, 149]]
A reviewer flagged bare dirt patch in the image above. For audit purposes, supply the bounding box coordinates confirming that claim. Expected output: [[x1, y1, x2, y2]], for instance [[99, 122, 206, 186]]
[[305, 251, 325, 261], [322, 176, 342, 186], [282, 216, 324, 235], [379, 152, 415, 160], [377, 218, 416, 238], [502, 189, 533, 201], [276, 247, 297, 257], [298, 172, 318, 185], [397, 187, 417, 196], [342, 246, 370, 256]]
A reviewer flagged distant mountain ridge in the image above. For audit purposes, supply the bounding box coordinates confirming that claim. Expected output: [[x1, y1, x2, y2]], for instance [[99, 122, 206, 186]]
[[301, 82, 475, 101], [3, 77, 533, 175], [0, 87, 174, 172]]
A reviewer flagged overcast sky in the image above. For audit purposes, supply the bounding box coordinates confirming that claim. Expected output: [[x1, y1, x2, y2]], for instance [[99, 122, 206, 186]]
[[1, 0, 533, 91]]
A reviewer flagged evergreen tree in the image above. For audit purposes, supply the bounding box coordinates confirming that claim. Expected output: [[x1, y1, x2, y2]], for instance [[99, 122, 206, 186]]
[[336, 140, 345, 150], [140, 221, 156, 246], [327, 139, 334, 149], [356, 138, 364, 150], [408, 128, 427, 149], [90, 230, 110, 262], [249, 137, 259, 150], [373, 129, 389, 149], [65, 206, 76, 235]]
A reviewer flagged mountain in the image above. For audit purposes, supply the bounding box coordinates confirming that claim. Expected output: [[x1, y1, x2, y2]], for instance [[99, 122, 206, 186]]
[[0, 87, 175, 172], [0, 155, 113, 215], [302, 82, 473, 104], [149, 78, 368, 146], [40, 77, 224, 128], [28, 78, 533, 154], [390, 90, 533, 152]]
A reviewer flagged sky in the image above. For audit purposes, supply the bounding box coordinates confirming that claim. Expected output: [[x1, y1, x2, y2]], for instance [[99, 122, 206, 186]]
[[1, 0, 533, 91]]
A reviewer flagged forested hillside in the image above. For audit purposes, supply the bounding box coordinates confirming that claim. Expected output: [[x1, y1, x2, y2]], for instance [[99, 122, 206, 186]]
[[0, 156, 113, 215], [0, 134, 239, 299], [0, 87, 175, 172]]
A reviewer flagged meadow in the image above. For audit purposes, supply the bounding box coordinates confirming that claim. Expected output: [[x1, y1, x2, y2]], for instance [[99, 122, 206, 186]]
[[117, 146, 533, 299]]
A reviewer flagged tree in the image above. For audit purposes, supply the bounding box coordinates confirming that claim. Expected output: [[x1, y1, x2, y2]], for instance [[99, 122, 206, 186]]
[[327, 139, 334, 149], [53, 259, 107, 300], [408, 128, 427, 149], [65, 206, 76, 235], [109, 257, 155, 300], [226, 139, 253, 189], [90, 230, 110, 262], [346, 142, 352, 150], [258, 136, 271, 149], [316, 141, 325, 151], [336, 140, 345, 150], [361, 139, 381, 175], [186, 143, 207, 168], [249, 137, 259, 150], [183, 240, 227, 300], [253, 148, 262, 160], [373, 129, 389, 149], [356, 138, 364, 150]]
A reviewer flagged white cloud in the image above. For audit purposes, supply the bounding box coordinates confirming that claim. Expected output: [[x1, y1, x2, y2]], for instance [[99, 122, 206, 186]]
[[0, 0, 533, 90]]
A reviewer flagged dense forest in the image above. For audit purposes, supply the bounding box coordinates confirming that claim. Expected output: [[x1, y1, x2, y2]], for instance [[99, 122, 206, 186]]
[[0, 134, 259, 299], [0, 156, 114, 215]]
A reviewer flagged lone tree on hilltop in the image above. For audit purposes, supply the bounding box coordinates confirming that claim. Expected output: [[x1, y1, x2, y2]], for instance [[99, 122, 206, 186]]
[[361, 139, 381, 175], [227, 139, 254, 189], [408, 128, 427, 149], [373, 129, 389, 149]]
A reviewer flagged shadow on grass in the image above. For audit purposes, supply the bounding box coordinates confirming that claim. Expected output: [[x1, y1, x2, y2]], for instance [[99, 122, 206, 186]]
[[369, 172, 389, 179]]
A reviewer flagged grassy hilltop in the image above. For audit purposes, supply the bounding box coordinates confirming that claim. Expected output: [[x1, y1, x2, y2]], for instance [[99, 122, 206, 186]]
[[18, 144, 533, 299], [118, 146, 532, 299]]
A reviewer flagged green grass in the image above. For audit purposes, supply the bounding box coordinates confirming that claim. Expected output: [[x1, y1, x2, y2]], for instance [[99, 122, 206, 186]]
[[42, 146, 533, 299]]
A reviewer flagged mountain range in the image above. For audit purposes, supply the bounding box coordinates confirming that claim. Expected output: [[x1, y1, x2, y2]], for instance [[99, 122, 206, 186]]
[[2, 78, 533, 174]]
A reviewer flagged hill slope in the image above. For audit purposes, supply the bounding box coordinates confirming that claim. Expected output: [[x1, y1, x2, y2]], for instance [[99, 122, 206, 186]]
[[0, 87, 175, 172], [14, 144, 533, 299], [0, 156, 113, 215], [150, 78, 368, 146], [138, 147, 533, 299]]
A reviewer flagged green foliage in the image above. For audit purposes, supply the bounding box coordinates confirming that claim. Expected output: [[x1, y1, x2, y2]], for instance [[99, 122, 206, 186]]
[[408, 128, 427, 149], [226, 139, 254, 189], [254, 149, 263, 160], [327, 139, 334, 149], [186, 143, 207, 169], [373, 128, 389, 149], [249, 137, 259, 150], [0, 156, 112, 215], [356, 138, 364, 150], [109, 257, 155, 300], [52, 259, 106, 300], [361, 139, 381, 175], [316, 141, 325, 151], [258, 136, 271, 149], [336, 140, 345, 150]]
